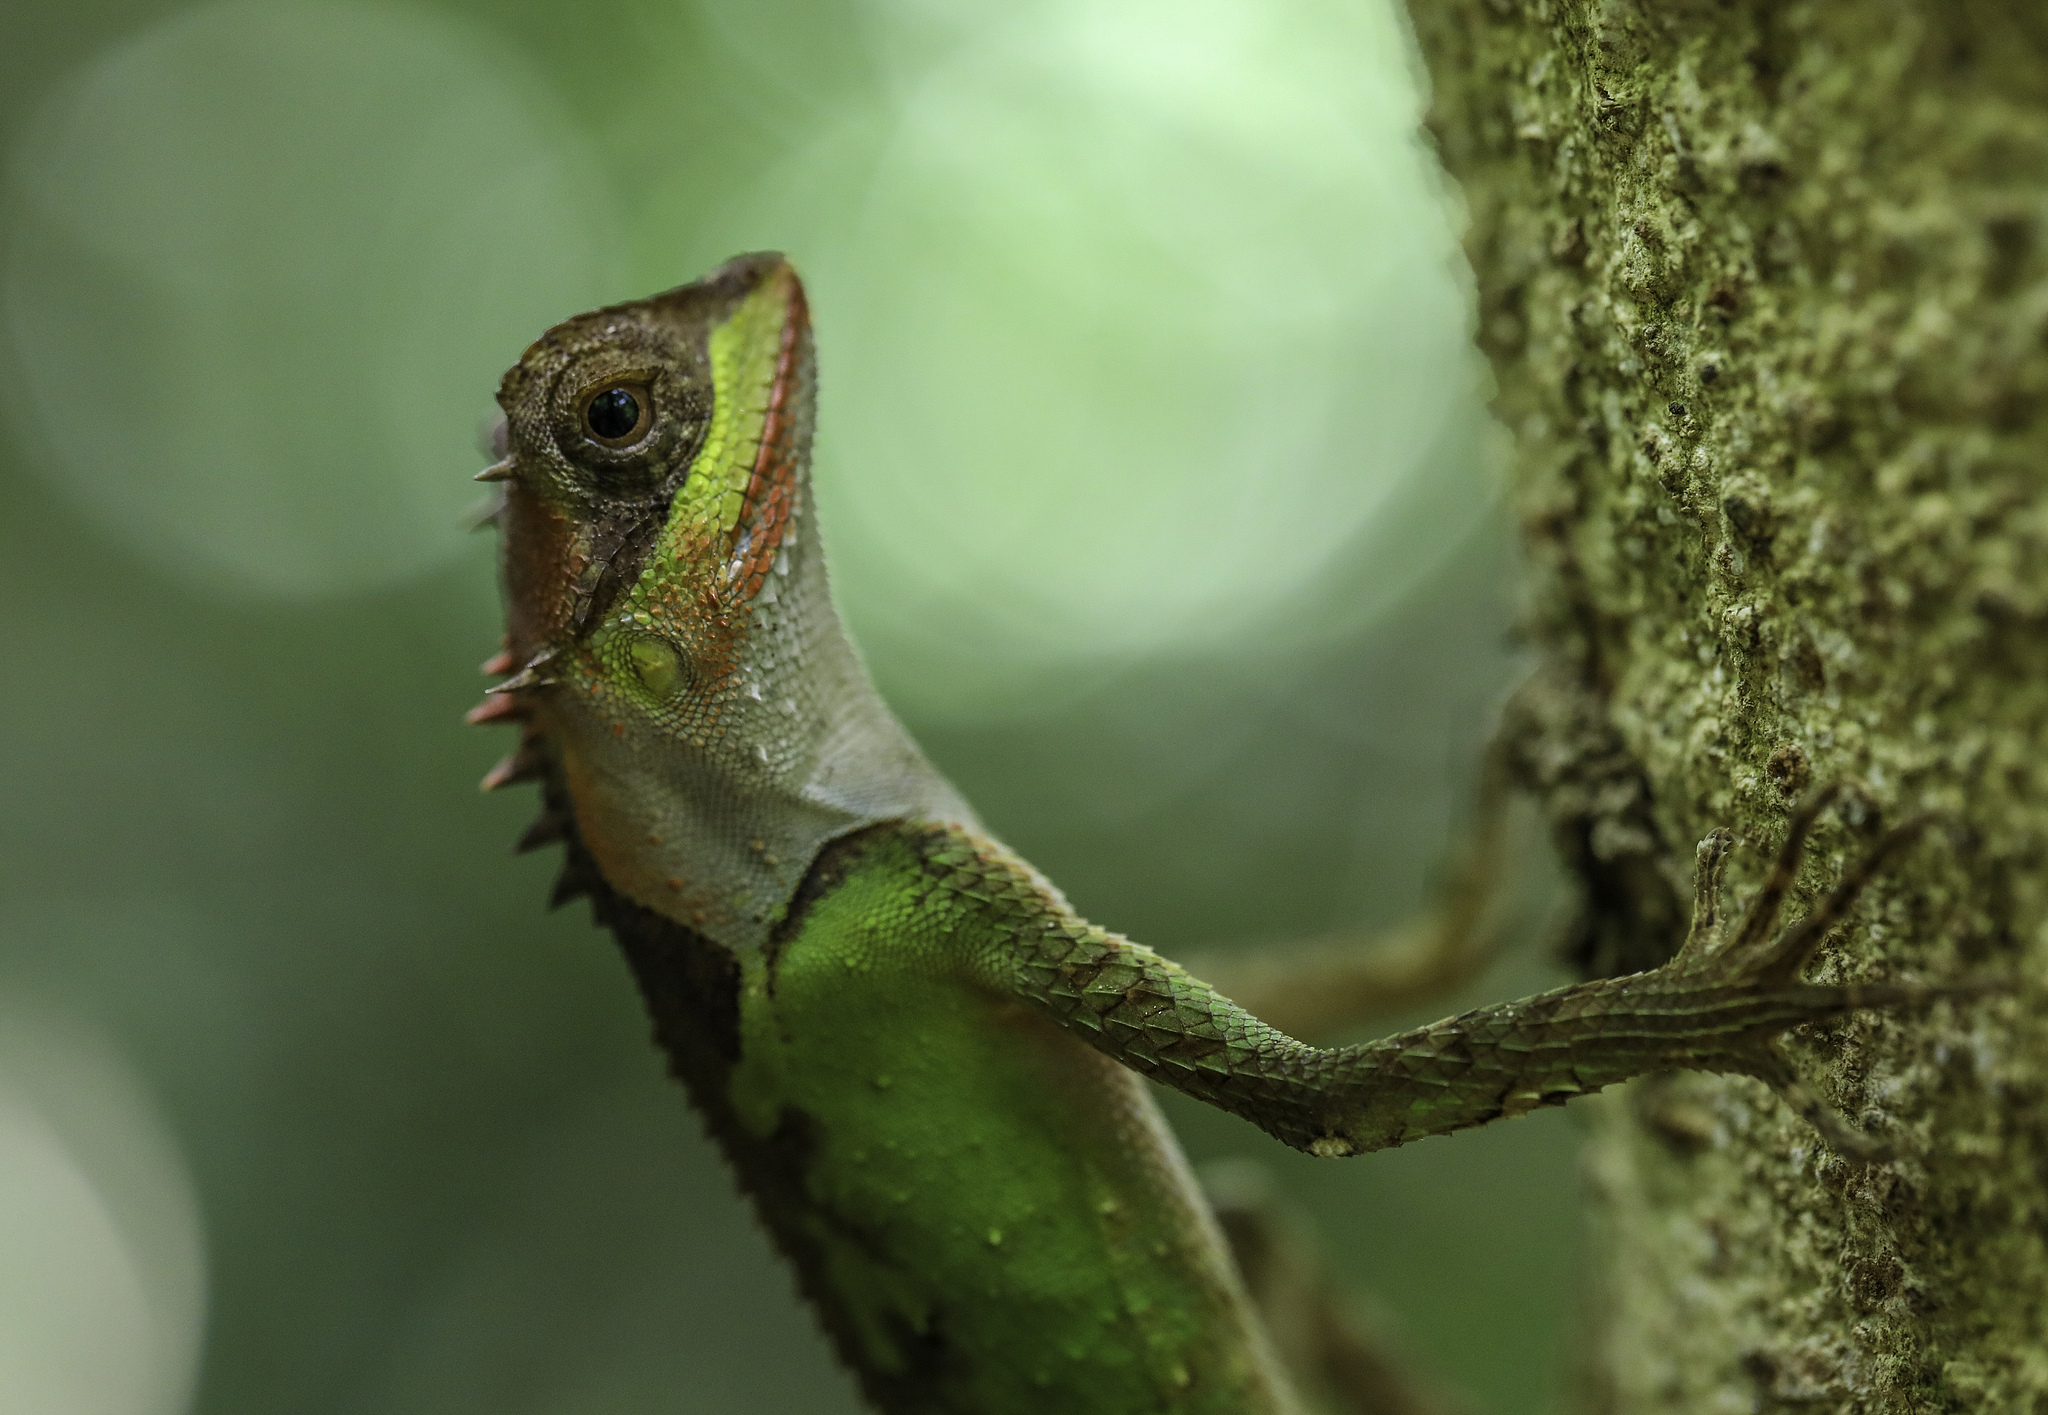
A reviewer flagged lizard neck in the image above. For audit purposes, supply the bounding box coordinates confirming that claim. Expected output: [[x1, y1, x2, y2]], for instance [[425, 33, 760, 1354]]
[[531, 479, 977, 955]]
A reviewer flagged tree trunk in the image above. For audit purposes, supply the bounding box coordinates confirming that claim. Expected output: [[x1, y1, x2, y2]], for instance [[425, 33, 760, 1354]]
[[1404, 3, 2048, 1410]]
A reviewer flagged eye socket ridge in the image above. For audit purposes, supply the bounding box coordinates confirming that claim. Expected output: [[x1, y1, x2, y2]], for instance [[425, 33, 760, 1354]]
[[578, 379, 655, 449]]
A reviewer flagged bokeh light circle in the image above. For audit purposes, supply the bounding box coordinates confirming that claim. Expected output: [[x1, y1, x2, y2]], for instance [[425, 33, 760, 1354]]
[[0, 1005, 204, 1415], [2, 0, 620, 600], [769, 0, 1480, 695]]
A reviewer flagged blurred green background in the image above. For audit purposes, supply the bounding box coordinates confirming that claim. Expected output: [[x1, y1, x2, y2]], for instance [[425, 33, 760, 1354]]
[[0, 2, 1582, 1412]]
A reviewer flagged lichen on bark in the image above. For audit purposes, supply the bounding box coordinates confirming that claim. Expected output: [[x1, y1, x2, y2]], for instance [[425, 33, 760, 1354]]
[[1404, 2, 2048, 1410]]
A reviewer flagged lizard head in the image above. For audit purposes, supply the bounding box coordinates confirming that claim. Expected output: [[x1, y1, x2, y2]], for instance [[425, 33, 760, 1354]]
[[474, 253, 970, 949], [488, 250, 811, 716]]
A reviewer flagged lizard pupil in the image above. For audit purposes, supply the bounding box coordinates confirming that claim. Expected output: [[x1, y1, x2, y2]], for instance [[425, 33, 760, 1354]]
[[586, 387, 643, 442]]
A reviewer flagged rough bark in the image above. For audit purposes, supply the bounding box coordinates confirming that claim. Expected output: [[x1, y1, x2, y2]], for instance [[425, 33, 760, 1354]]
[[1405, 3, 2048, 1411]]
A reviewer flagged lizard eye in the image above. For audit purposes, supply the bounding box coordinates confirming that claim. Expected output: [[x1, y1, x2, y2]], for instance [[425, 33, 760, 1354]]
[[582, 383, 652, 448]]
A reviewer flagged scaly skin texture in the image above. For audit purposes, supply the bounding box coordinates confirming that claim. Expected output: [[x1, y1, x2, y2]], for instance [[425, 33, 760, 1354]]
[[731, 825, 1283, 1412], [1405, 2, 2048, 1408], [473, 254, 1976, 1413]]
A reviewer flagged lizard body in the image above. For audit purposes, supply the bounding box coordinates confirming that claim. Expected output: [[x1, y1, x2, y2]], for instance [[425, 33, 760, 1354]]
[[590, 820, 1288, 1413], [474, 254, 1963, 1414]]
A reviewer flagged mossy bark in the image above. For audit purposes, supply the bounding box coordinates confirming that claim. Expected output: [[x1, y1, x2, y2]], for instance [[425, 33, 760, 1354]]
[[1405, 3, 2048, 1411]]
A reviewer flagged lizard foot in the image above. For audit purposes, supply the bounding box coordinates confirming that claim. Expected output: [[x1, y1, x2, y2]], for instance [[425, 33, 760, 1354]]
[[1665, 784, 1992, 1160]]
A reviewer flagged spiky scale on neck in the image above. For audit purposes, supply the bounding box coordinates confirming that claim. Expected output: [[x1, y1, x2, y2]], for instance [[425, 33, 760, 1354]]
[[487, 254, 973, 952]]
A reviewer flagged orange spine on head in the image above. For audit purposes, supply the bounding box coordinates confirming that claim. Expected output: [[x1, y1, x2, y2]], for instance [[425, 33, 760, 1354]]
[[730, 274, 809, 603]]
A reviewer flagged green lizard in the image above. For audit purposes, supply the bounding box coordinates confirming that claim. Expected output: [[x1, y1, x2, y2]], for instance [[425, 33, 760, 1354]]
[[468, 253, 1962, 1414]]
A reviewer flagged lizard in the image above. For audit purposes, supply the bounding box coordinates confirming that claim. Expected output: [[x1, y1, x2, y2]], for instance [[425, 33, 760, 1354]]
[[467, 251, 1972, 1415]]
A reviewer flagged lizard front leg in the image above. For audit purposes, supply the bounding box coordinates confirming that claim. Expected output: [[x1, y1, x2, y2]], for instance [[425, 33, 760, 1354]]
[[937, 786, 1982, 1160]]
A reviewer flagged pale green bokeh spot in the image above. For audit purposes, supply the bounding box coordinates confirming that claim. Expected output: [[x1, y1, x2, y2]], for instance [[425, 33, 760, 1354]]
[[680, 0, 1487, 711], [2, 0, 621, 601], [0, 1003, 205, 1415]]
